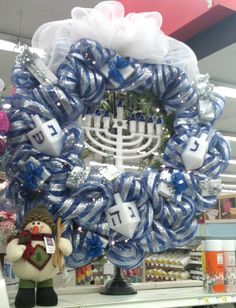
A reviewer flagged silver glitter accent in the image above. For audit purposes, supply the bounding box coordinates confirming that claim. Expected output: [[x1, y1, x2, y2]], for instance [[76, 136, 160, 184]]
[[66, 166, 90, 189], [199, 99, 214, 122], [195, 74, 214, 99], [200, 178, 222, 196], [16, 45, 58, 85], [54, 87, 73, 115]]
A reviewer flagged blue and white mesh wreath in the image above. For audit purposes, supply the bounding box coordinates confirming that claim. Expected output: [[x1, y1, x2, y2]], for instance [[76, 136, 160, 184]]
[[3, 2, 230, 268]]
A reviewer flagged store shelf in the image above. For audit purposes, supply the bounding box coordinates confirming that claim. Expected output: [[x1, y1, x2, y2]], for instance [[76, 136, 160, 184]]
[[146, 264, 185, 270], [189, 260, 202, 265], [197, 222, 236, 239], [190, 270, 203, 275], [8, 284, 236, 308], [190, 252, 202, 257]]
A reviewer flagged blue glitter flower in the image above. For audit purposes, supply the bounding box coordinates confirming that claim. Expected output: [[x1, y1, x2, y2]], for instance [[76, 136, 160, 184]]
[[86, 234, 104, 258]]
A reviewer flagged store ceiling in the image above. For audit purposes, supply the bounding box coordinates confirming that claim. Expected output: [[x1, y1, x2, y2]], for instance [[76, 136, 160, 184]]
[[0, 0, 235, 189], [198, 43, 236, 187]]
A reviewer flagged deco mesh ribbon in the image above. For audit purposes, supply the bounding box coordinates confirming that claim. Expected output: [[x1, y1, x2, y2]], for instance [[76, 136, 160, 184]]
[[2, 2, 231, 269]]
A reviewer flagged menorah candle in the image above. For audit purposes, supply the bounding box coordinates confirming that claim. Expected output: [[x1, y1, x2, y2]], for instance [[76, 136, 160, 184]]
[[156, 117, 162, 135], [103, 111, 110, 129], [117, 101, 123, 119], [147, 116, 154, 134], [138, 114, 145, 133], [93, 109, 101, 128], [222, 240, 236, 292], [85, 112, 92, 126], [129, 114, 136, 133], [204, 240, 225, 293]]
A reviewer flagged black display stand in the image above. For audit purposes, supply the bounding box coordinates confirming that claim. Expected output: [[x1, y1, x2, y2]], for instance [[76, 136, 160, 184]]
[[0, 253, 4, 268], [100, 267, 137, 295]]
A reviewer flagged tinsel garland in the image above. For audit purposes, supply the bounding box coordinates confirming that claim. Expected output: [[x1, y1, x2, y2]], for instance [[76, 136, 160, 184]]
[[1, 35, 230, 269]]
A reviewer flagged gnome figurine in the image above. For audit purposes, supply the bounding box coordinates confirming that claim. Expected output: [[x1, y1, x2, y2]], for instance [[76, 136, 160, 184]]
[[6, 206, 72, 308]]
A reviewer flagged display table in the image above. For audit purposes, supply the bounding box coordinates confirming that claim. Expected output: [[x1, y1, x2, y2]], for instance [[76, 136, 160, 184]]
[[0, 267, 10, 308], [7, 281, 236, 308]]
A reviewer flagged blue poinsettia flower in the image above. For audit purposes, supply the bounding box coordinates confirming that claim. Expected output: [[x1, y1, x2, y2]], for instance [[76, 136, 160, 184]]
[[86, 234, 104, 258], [18, 161, 43, 190], [171, 172, 188, 194]]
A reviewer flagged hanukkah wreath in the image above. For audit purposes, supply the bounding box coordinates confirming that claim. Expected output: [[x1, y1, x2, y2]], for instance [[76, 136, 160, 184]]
[[3, 1, 230, 268]]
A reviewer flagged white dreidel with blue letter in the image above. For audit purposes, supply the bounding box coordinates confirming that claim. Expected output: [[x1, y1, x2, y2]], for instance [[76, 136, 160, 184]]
[[106, 193, 140, 239], [181, 131, 213, 171], [157, 170, 172, 199], [27, 115, 63, 156]]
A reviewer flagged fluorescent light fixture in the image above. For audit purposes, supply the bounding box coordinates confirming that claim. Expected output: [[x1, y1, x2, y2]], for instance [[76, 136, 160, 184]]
[[0, 39, 16, 52], [224, 136, 236, 142], [220, 174, 236, 178], [229, 160, 236, 165], [0, 39, 45, 57], [221, 190, 236, 194], [222, 184, 236, 189], [216, 86, 236, 98], [2, 103, 11, 109]]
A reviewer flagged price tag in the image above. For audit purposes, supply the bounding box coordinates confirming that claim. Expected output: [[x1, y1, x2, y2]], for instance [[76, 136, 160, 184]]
[[218, 296, 232, 304], [198, 298, 208, 305], [44, 237, 55, 254], [198, 297, 217, 305]]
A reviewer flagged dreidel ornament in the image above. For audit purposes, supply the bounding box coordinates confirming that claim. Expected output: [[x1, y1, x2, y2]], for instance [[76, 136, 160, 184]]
[[106, 193, 140, 239], [181, 132, 211, 171], [157, 170, 172, 199], [27, 115, 63, 156]]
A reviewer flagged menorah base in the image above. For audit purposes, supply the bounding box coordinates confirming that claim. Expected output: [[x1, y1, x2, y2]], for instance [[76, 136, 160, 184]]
[[100, 278, 137, 295], [100, 267, 137, 295]]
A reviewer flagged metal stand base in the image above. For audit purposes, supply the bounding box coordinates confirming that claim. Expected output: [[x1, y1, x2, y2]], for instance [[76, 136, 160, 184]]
[[100, 267, 137, 295]]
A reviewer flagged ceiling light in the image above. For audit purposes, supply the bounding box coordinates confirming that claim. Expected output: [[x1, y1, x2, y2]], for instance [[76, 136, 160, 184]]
[[224, 136, 236, 142], [229, 160, 236, 165], [0, 39, 16, 52], [221, 190, 236, 194], [216, 86, 236, 98], [0, 39, 45, 57], [220, 174, 236, 178], [222, 184, 236, 189], [2, 103, 11, 109]]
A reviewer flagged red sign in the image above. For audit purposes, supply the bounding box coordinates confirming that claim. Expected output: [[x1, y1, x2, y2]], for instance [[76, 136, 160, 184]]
[[118, 0, 236, 40]]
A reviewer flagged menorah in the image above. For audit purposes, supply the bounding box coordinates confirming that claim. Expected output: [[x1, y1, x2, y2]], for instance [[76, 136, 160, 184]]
[[81, 101, 162, 171], [81, 101, 163, 295]]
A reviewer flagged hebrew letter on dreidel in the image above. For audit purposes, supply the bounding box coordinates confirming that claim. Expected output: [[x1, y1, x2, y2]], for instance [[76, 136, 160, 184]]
[[190, 140, 199, 152], [106, 193, 140, 239], [27, 115, 63, 156], [32, 131, 45, 144], [181, 132, 213, 171]]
